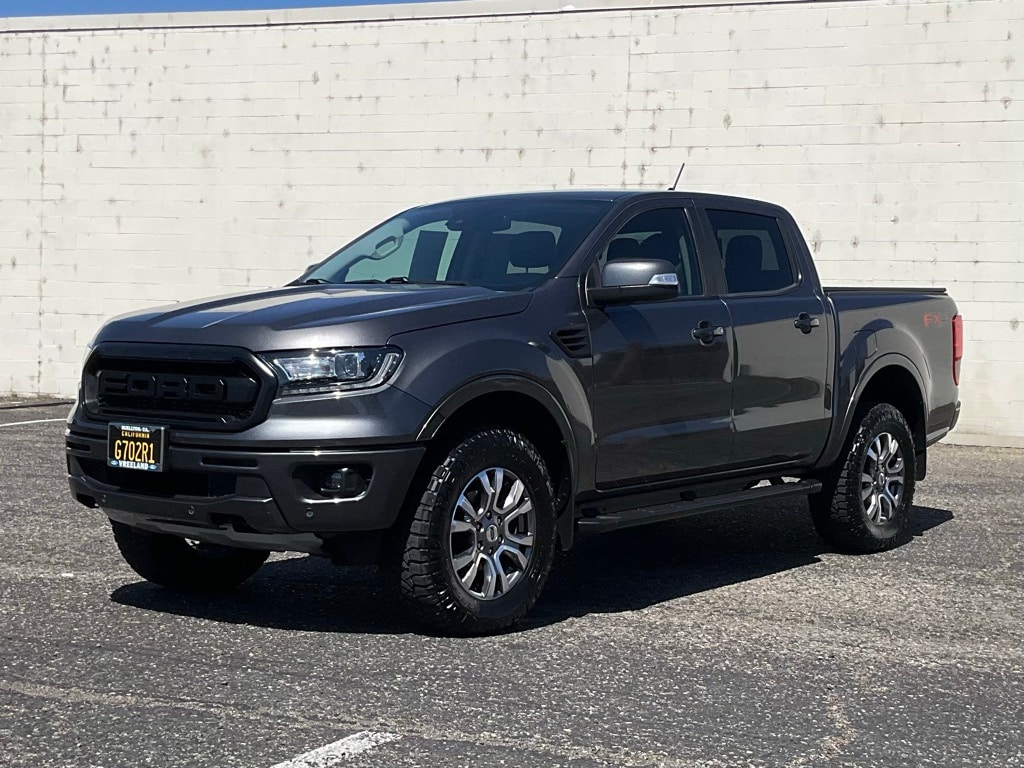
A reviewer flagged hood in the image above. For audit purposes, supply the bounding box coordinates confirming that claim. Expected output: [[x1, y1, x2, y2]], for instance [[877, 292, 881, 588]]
[[94, 284, 532, 351]]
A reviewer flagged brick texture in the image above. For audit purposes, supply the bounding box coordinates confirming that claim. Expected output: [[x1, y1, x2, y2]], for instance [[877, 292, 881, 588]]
[[0, 0, 1021, 445]]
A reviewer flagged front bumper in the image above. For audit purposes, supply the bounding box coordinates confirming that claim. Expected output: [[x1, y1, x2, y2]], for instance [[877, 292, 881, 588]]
[[66, 428, 425, 551]]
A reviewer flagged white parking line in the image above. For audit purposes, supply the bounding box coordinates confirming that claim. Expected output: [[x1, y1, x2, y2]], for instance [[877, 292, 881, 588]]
[[0, 418, 66, 428], [269, 731, 401, 768]]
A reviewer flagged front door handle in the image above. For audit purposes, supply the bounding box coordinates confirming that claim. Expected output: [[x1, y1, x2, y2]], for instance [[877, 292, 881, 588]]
[[692, 321, 725, 344], [794, 313, 821, 334]]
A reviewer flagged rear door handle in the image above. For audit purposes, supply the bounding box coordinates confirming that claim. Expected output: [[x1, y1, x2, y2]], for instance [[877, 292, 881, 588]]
[[692, 321, 725, 344], [794, 313, 821, 334]]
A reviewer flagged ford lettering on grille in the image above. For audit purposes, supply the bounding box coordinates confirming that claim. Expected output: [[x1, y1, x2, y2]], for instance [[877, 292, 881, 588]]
[[98, 372, 229, 402]]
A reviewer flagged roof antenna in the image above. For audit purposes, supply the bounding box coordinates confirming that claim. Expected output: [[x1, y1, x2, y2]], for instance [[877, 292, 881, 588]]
[[668, 162, 686, 191]]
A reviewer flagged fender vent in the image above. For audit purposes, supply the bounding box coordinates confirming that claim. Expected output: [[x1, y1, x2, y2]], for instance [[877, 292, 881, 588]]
[[552, 326, 591, 358]]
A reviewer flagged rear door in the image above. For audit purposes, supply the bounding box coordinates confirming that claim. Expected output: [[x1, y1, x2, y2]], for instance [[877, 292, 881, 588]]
[[586, 201, 734, 487], [701, 205, 830, 467]]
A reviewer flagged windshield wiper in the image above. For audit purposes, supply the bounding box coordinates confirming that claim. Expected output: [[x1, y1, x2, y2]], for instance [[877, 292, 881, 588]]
[[388, 277, 469, 286], [342, 277, 468, 286], [299, 277, 334, 285]]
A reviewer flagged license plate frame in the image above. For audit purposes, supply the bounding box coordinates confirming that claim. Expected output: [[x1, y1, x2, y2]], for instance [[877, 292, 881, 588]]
[[107, 423, 167, 473]]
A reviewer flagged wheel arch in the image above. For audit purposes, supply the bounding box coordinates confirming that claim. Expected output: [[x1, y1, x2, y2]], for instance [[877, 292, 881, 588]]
[[415, 376, 578, 550], [828, 354, 928, 478]]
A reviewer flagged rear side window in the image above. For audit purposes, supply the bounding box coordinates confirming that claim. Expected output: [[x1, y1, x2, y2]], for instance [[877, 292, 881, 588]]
[[706, 209, 795, 294]]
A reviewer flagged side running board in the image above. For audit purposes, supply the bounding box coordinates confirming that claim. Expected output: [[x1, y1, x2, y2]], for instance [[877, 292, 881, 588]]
[[577, 480, 822, 534]]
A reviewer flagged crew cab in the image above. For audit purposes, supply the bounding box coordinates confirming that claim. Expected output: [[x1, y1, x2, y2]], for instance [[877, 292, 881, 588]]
[[66, 191, 962, 634]]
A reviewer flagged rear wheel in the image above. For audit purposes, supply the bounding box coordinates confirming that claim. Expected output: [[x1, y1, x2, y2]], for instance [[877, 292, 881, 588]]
[[390, 428, 556, 635], [111, 521, 269, 590], [811, 403, 916, 553]]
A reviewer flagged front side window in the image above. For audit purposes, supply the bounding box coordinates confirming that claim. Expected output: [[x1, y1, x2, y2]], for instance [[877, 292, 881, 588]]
[[597, 207, 703, 297], [706, 209, 796, 294], [304, 198, 613, 291]]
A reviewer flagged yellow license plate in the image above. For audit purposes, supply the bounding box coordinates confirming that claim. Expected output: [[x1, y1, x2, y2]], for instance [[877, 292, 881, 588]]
[[107, 423, 166, 472]]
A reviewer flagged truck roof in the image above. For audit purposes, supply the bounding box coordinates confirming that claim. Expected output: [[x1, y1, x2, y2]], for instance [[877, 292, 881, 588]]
[[421, 188, 784, 211]]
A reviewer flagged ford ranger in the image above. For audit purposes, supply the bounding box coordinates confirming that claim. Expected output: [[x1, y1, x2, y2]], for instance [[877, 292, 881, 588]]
[[65, 191, 962, 634]]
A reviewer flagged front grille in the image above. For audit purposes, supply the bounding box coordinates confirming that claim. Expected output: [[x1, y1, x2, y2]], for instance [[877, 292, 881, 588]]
[[77, 457, 237, 498], [83, 343, 276, 431]]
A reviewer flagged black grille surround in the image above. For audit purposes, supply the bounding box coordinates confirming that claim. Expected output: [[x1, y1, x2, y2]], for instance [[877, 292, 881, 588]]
[[83, 342, 278, 432]]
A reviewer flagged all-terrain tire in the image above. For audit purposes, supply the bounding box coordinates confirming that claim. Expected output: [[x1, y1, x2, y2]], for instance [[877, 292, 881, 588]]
[[390, 428, 556, 636], [810, 403, 916, 553], [111, 521, 269, 590]]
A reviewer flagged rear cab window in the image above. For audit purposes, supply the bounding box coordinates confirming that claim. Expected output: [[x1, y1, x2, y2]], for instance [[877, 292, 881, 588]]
[[706, 209, 796, 294]]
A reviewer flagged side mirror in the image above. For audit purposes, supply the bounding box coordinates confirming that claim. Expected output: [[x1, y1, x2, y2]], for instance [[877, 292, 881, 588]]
[[588, 259, 679, 306]]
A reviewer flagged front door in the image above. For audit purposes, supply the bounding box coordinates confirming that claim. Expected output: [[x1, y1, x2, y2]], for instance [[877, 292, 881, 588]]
[[587, 204, 734, 487]]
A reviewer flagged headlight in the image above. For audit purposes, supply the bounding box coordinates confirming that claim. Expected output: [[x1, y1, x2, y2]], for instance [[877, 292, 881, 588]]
[[263, 347, 403, 395]]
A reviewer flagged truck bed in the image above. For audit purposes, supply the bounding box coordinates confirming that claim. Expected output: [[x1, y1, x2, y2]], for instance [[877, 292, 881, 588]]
[[825, 286, 959, 448]]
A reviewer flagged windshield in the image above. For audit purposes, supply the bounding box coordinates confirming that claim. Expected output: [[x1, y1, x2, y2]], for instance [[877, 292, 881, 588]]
[[302, 198, 613, 291]]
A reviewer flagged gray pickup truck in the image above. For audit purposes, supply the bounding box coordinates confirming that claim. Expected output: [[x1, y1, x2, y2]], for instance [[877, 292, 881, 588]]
[[66, 190, 961, 634]]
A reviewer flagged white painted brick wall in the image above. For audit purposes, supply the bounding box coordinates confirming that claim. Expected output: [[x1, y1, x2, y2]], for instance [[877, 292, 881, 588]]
[[1, 0, 1021, 446]]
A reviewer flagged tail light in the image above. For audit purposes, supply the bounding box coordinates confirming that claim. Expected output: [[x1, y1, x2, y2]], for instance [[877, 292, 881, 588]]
[[952, 314, 963, 385]]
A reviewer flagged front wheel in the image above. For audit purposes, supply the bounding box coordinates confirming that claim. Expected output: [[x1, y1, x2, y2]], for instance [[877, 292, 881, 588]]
[[111, 521, 269, 590], [810, 403, 916, 553], [390, 428, 556, 635]]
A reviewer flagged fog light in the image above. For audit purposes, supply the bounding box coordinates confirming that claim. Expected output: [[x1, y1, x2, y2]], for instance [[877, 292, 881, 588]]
[[321, 467, 368, 498]]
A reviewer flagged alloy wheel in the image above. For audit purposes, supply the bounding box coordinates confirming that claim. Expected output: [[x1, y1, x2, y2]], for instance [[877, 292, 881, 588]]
[[449, 467, 536, 600], [860, 432, 906, 525]]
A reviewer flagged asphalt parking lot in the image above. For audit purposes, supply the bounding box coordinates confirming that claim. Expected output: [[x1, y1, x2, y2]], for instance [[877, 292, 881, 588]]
[[1, 402, 1021, 768]]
